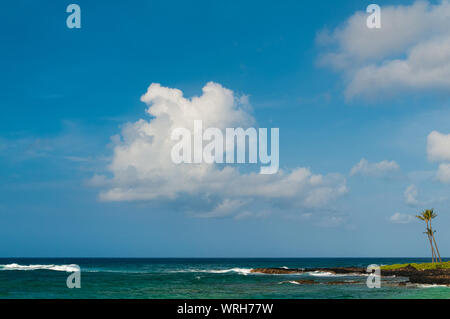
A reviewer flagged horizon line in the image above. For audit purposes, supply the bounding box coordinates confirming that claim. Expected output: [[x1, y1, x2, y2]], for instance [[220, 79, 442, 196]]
[[1, 256, 448, 259]]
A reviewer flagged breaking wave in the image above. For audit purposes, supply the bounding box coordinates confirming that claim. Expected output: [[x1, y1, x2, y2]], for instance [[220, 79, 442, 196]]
[[0, 263, 79, 272], [307, 271, 368, 277], [416, 284, 450, 288], [170, 268, 253, 275]]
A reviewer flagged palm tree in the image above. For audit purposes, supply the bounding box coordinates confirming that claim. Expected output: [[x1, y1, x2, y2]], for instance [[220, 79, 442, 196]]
[[427, 209, 442, 263], [416, 210, 437, 263]]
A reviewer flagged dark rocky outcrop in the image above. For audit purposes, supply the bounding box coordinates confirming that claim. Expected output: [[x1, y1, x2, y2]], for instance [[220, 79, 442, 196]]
[[382, 266, 450, 285], [251, 266, 450, 285]]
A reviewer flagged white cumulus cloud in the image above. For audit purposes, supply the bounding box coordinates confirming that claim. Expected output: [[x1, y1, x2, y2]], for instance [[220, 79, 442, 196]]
[[318, 0, 450, 99], [94, 82, 347, 218]]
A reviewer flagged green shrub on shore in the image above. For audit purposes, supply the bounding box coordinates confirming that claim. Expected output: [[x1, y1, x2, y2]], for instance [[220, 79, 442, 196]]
[[381, 261, 450, 271]]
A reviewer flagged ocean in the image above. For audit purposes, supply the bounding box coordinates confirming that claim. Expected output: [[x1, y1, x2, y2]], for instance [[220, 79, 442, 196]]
[[0, 258, 449, 299]]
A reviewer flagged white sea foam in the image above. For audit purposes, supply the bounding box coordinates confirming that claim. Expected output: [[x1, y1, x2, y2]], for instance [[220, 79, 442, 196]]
[[170, 268, 253, 275], [0, 263, 79, 272], [202, 268, 253, 275], [416, 283, 450, 288], [307, 271, 367, 277], [307, 271, 338, 277]]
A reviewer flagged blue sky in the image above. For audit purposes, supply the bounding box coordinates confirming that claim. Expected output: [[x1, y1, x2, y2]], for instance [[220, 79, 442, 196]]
[[1, 0, 450, 257]]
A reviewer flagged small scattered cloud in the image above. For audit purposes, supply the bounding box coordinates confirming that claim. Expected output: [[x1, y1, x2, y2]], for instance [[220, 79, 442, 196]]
[[436, 163, 450, 183], [426, 130, 450, 183], [350, 158, 399, 177], [427, 130, 450, 162], [389, 212, 415, 224], [404, 184, 420, 206]]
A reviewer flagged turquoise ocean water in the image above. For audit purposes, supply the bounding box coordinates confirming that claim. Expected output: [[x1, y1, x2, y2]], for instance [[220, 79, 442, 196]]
[[0, 258, 449, 299]]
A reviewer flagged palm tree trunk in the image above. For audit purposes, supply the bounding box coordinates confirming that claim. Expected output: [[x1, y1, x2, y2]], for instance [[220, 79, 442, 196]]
[[426, 221, 436, 263], [430, 238, 434, 263], [429, 220, 442, 263], [432, 234, 442, 263], [428, 235, 436, 263]]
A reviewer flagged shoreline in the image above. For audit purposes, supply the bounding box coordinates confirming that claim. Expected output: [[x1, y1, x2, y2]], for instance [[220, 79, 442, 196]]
[[251, 265, 450, 285]]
